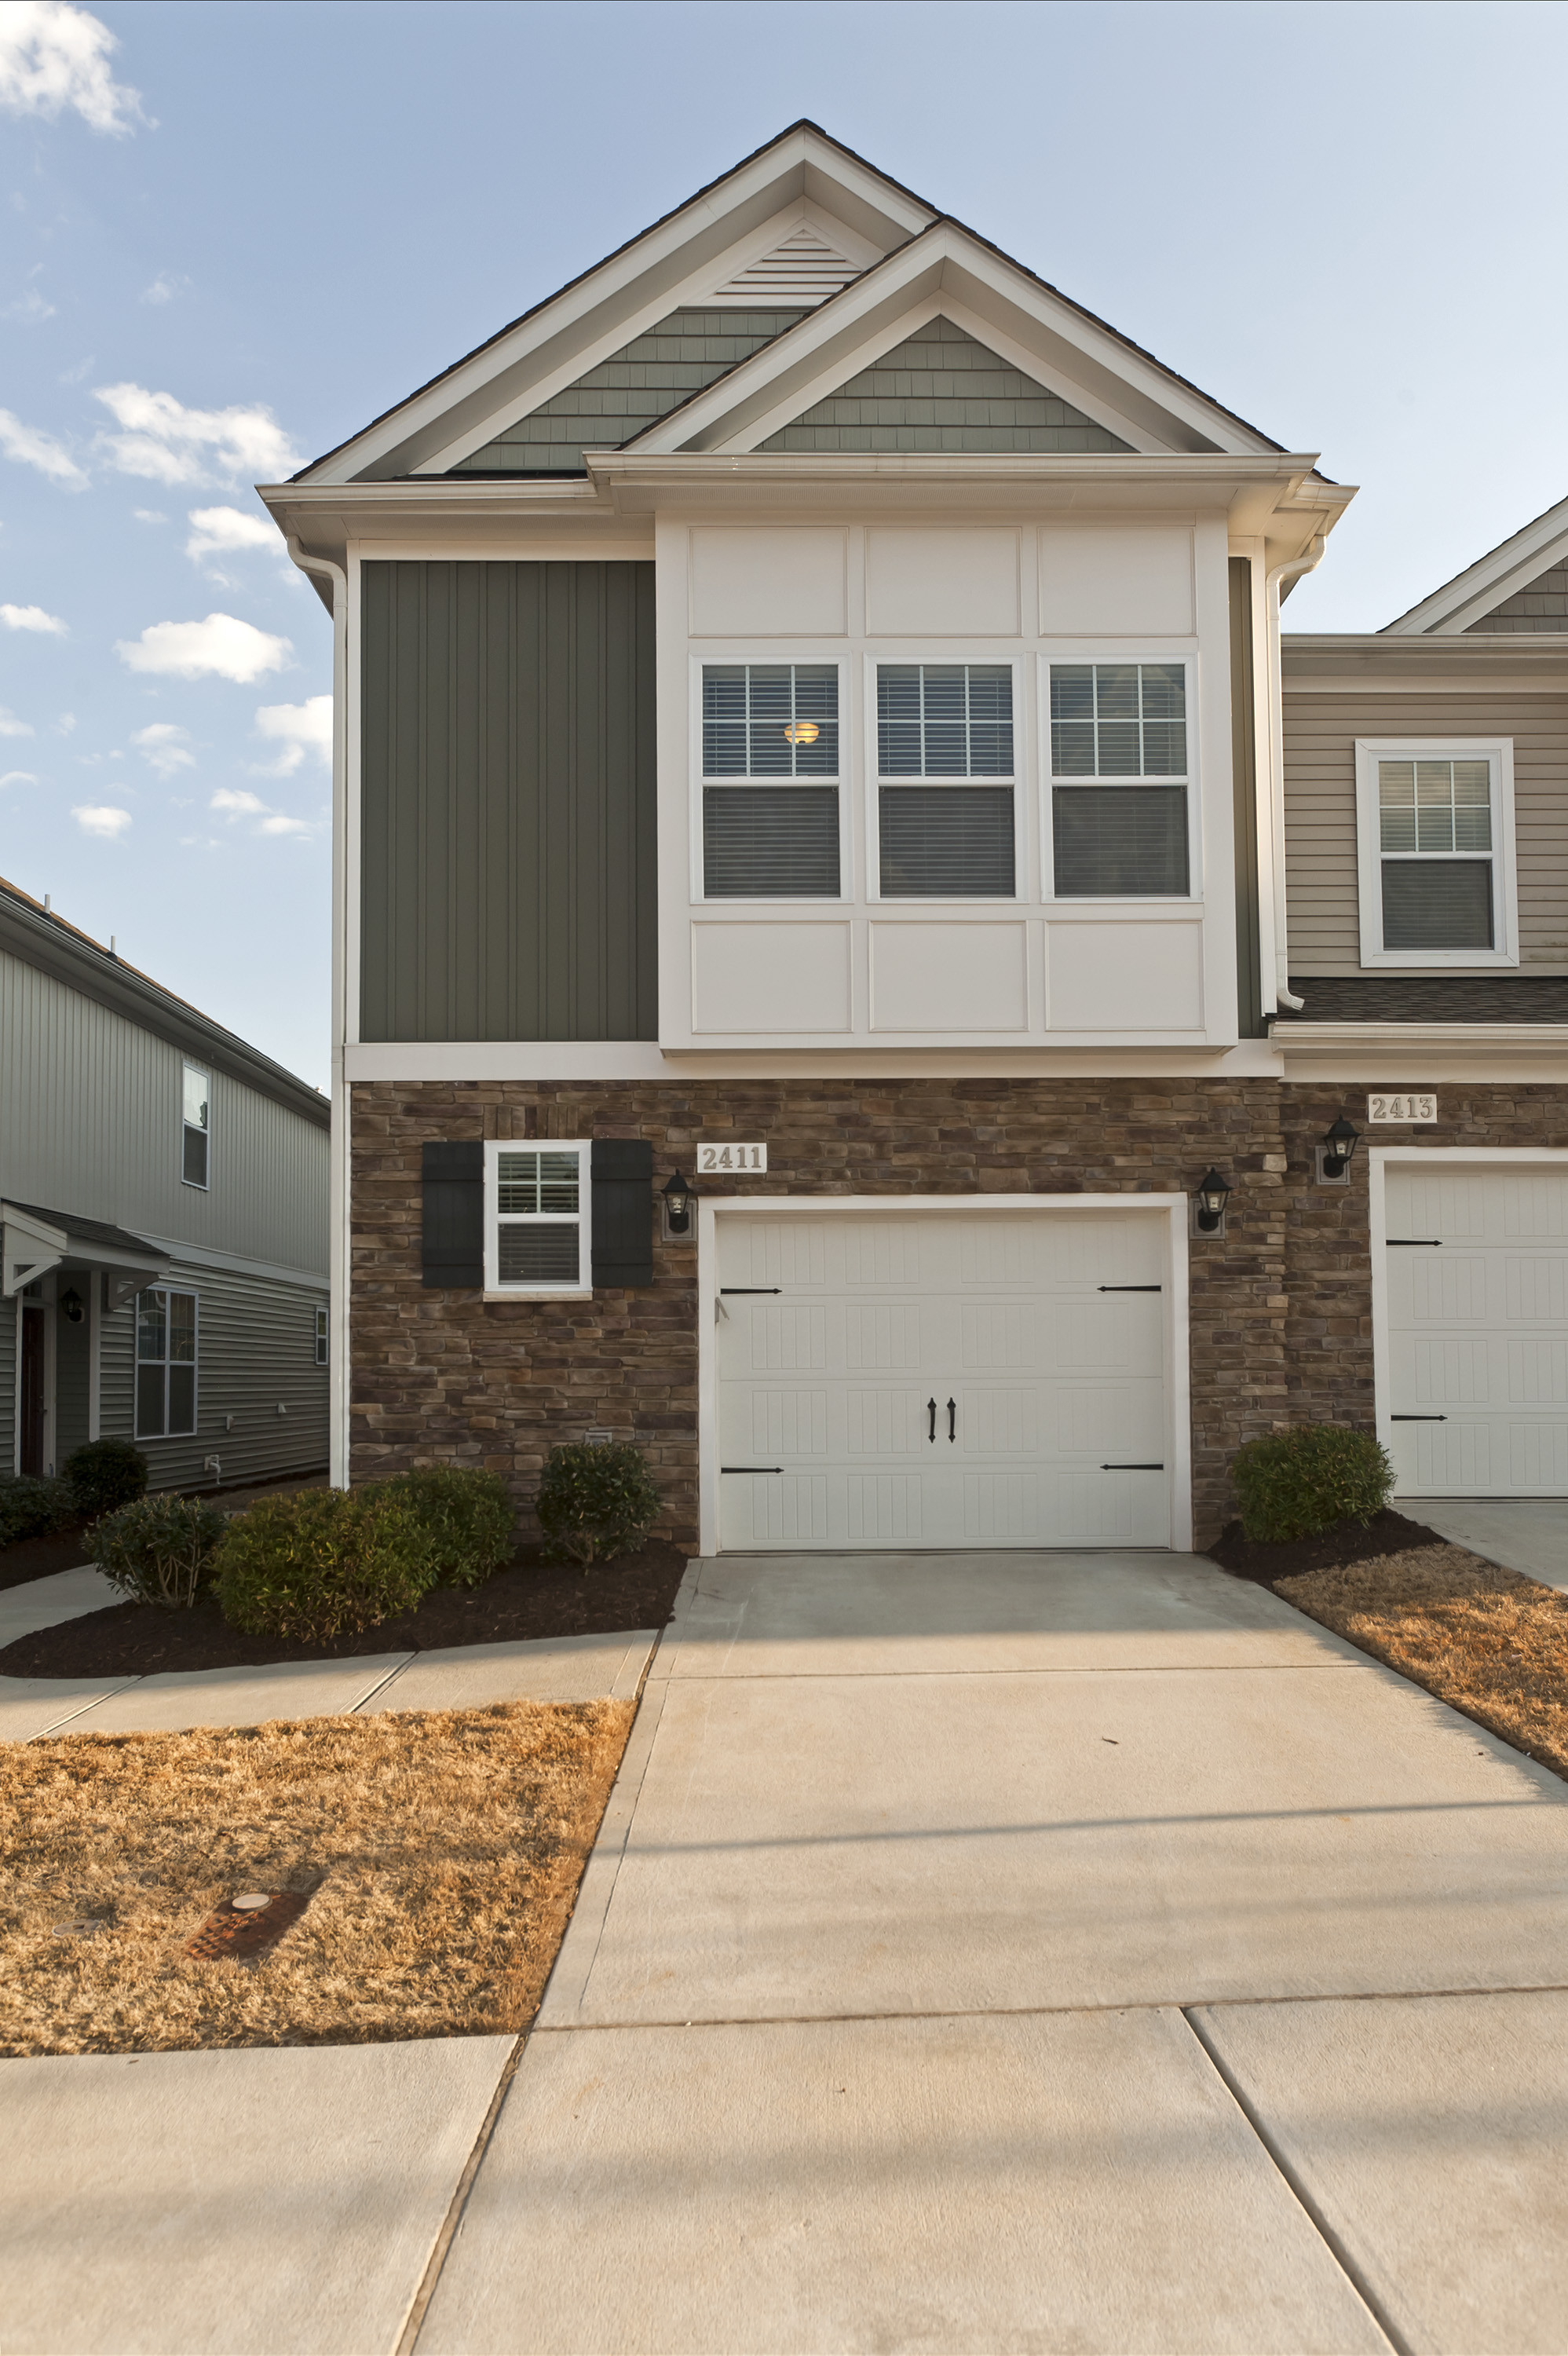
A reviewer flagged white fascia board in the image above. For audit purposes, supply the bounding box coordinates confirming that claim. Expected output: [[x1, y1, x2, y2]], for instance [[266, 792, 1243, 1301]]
[[297, 132, 934, 487], [623, 224, 1282, 461], [1382, 492, 1568, 635]]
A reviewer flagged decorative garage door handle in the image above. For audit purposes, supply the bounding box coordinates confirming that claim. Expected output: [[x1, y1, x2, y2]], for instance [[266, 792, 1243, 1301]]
[[927, 1398, 936, 1443], [948, 1398, 956, 1442]]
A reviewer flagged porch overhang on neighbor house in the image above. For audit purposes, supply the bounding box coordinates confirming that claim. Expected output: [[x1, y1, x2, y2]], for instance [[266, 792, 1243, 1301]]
[[2, 1199, 170, 1308]]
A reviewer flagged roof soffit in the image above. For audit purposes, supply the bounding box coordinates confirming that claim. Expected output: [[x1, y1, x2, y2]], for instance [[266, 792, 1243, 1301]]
[[1381, 491, 1568, 635], [297, 130, 934, 487]]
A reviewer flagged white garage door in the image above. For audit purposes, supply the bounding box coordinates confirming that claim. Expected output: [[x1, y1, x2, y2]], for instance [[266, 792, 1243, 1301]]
[[1383, 1162, 1568, 1494], [715, 1209, 1171, 1550]]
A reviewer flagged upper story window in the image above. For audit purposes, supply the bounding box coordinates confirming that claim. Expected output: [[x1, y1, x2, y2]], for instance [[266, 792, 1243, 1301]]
[[1049, 663, 1190, 896], [701, 664, 839, 898], [484, 1140, 591, 1294], [181, 1063, 210, 1188], [876, 664, 1015, 897], [1354, 739, 1516, 967], [136, 1286, 198, 1438]]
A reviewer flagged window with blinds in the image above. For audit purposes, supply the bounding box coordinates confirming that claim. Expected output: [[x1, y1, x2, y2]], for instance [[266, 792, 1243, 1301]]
[[875, 664, 1015, 897], [1049, 663, 1189, 895], [486, 1143, 590, 1292], [1378, 758, 1495, 950], [702, 664, 840, 897]]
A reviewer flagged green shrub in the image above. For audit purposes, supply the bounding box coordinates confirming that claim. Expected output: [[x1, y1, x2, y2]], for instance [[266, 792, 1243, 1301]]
[[536, 1442, 660, 1569], [64, 1438, 148, 1519], [0, 1473, 75, 1547], [388, 1465, 515, 1588], [1230, 1424, 1394, 1544], [87, 1494, 228, 1609], [214, 1483, 440, 1642]]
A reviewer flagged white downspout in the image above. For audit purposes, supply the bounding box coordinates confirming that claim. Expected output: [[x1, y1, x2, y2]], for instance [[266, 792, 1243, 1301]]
[[1264, 536, 1325, 1013], [287, 539, 351, 1490]]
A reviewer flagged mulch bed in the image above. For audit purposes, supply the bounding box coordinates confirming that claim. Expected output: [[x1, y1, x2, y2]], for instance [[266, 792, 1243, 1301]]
[[0, 1540, 692, 1681], [1206, 1508, 1448, 1590]]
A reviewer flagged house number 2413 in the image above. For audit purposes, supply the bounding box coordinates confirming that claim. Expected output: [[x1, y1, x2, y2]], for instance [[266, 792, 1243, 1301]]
[[696, 1142, 768, 1173]]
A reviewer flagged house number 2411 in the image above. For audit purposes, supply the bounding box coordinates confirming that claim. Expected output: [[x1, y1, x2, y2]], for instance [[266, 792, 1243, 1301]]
[[696, 1142, 767, 1173]]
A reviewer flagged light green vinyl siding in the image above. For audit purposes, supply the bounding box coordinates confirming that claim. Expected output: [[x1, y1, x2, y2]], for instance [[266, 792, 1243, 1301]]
[[451, 309, 808, 473], [758, 316, 1131, 453]]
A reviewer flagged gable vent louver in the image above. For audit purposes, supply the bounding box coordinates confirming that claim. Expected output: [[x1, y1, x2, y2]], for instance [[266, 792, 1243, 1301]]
[[713, 222, 861, 306]]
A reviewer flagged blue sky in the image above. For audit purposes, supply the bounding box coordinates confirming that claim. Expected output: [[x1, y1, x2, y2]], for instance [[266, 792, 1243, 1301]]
[[2, 0, 1565, 1088]]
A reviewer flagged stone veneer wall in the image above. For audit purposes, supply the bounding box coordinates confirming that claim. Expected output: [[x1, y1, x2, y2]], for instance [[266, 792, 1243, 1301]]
[[349, 1077, 1566, 1547]]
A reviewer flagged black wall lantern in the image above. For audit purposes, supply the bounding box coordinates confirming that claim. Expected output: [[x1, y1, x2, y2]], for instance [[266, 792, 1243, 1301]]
[[1315, 1114, 1361, 1187], [660, 1169, 696, 1241], [1192, 1167, 1232, 1236], [59, 1286, 85, 1325]]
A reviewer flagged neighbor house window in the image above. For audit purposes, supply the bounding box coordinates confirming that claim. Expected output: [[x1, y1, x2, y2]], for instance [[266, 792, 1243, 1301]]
[[876, 664, 1015, 896], [701, 664, 840, 897], [182, 1063, 210, 1187], [314, 1305, 328, 1366], [136, 1287, 198, 1438], [483, 1140, 590, 1293], [1049, 662, 1190, 895], [1354, 740, 1516, 965]]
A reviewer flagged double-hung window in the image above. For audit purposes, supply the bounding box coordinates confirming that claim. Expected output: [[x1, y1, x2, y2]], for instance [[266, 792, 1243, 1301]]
[[1049, 662, 1190, 895], [182, 1063, 210, 1188], [701, 664, 840, 897], [484, 1140, 590, 1293], [1355, 740, 1515, 964], [875, 664, 1015, 896], [136, 1287, 198, 1438], [314, 1305, 329, 1367]]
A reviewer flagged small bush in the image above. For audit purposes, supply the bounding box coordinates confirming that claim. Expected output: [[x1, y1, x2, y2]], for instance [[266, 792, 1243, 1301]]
[[64, 1438, 148, 1519], [1230, 1424, 1394, 1545], [388, 1466, 515, 1589], [214, 1483, 439, 1641], [536, 1442, 660, 1570], [0, 1473, 75, 1548], [87, 1494, 228, 1610]]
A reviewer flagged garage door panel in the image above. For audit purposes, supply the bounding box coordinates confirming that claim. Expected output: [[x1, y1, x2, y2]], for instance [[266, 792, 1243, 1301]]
[[843, 1221, 925, 1287], [960, 1301, 1037, 1370], [845, 1388, 927, 1454], [1501, 1173, 1568, 1238], [721, 1220, 829, 1290], [727, 1388, 831, 1458], [1504, 1257, 1568, 1322], [745, 1302, 830, 1370], [1406, 1337, 1492, 1406], [1387, 1170, 1492, 1239], [1509, 1340, 1568, 1404], [846, 1475, 925, 1544], [846, 1304, 923, 1370]]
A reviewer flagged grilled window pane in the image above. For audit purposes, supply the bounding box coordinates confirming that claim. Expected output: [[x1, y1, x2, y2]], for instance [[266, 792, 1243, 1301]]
[[137, 1290, 166, 1363], [1095, 665, 1140, 721], [1140, 721, 1187, 777], [168, 1292, 196, 1363], [879, 721, 923, 776], [1050, 666, 1095, 721], [497, 1224, 582, 1285], [1051, 719, 1096, 777], [1382, 860, 1493, 949], [136, 1364, 165, 1437], [1053, 786, 1190, 895], [1453, 803, 1492, 852], [1140, 664, 1186, 719], [1453, 761, 1491, 803], [1049, 664, 1188, 777], [879, 788, 1014, 897], [704, 786, 840, 896], [1096, 721, 1141, 777], [875, 664, 1014, 777], [702, 664, 839, 777]]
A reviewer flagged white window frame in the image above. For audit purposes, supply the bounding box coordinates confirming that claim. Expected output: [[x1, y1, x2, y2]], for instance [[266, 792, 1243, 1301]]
[[690, 654, 850, 905], [1355, 737, 1518, 968], [181, 1062, 211, 1191], [1037, 653, 1200, 902], [865, 653, 1025, 904], [483, 1138, 592, 1298], [133, 1285, 199, 1440]]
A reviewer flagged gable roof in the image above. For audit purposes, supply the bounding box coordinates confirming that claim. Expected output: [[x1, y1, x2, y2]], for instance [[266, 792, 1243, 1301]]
[[1381, 490, 1568, 635], [289, 120, 1299, 487]]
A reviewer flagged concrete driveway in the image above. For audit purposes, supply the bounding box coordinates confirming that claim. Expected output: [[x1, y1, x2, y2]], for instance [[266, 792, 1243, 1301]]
[[1402, 1494, 1568, 1591], [420, 1552, 1568, 2355]]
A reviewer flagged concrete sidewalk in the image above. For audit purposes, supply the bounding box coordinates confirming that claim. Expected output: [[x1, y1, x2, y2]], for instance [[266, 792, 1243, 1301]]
[[1401, 1494, 1568, 1591]]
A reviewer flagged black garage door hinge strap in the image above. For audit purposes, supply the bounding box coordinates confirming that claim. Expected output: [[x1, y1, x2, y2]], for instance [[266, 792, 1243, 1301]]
[[720, 1288, 782, 1295], [1098, 1285, 1162, 1292], [1102, 1462, 1165, 1470], [721, 1465, 781, 1474], [1386, 1239, 1442, 1247], [1391, 1414, 1446, 1421]]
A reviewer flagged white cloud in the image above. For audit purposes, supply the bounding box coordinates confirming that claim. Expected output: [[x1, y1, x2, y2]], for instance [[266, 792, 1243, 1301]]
[[0, 2, 145, 136], [0, 406, 89, 488], [72, 802, 131, 837], [6, 285, 55, 323], [253, 693, 331, 774], [131, 719, 193, 777], [185, 503, 276, 576], [141, 271, 185, 305], [131, 507, 164, 523], [93, 383, 297, 487], [258, 812, 313, 836], [210, 786, 268, 817], [0, 706, 35, 736], [0, 768, 38, 788], [116, 612, 292, 683], [1, 602, 66, 633], [55, 710, 75, 732]]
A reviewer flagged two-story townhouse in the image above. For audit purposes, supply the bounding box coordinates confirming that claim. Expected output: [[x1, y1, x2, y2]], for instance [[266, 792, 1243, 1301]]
[[2, 877, 331, 1489], [261, 123, 1565, 1554]]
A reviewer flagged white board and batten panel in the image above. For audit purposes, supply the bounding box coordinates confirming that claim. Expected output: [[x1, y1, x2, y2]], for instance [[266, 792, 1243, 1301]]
[[1045, 918, 1205, 1032], [689, 529, 848, 637], [1378, 1156, 1568, 1494], [868, 924, 1029, 1033], [711, 1202, 1178, 1551], [1038, 525, 1195, 637], [691, 924, 853, 1035], [863, 530, 1022, 637]]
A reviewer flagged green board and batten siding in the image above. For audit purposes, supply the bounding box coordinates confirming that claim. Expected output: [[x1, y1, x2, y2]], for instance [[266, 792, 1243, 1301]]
[[360, 560, 658, 1042], [758, 319, 1132, 454]]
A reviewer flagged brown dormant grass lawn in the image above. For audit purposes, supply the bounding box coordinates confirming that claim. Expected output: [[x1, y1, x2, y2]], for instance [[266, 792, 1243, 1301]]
[[0, 1699, 631, 2057], [1277, 1545, 1568, 1781]]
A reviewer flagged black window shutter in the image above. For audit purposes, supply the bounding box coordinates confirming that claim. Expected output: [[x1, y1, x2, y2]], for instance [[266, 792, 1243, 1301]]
[[422, 1141, 484, 1288], [591, 1138, 653, 1288]]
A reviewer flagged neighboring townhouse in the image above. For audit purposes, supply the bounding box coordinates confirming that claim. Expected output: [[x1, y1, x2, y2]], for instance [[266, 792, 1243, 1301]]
[[261, 123, 1566, 1552], [1, 877, 331, 1488]]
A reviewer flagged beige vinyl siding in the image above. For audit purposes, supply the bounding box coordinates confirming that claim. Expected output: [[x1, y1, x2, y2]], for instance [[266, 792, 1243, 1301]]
[[1282, 692, 1568, 972]]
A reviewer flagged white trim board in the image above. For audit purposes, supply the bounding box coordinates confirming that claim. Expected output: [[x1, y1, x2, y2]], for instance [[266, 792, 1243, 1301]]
[[694, 1190, 1193, 1557], [341, 1040, 1290, 1081], [1353, 737, 1519, 970]]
